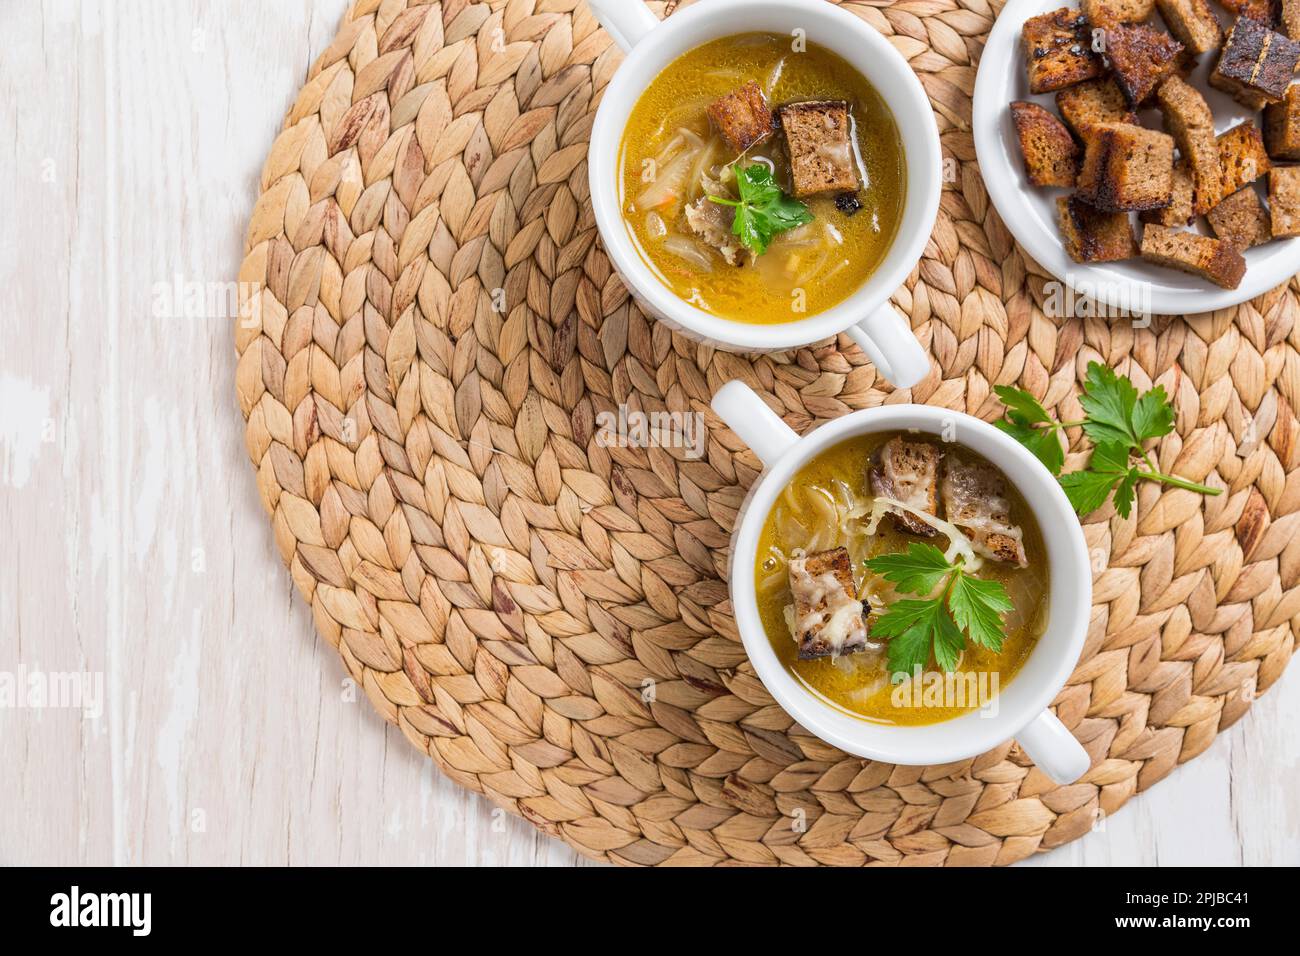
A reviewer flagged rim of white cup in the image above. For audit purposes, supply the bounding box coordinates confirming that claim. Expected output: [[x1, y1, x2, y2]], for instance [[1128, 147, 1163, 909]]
[[587, 0, 943, 350], [728, 405, 1093, 765]]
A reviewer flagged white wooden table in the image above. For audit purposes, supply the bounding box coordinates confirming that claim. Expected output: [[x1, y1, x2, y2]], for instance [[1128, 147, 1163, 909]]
[[2, 0, 1297, 867]]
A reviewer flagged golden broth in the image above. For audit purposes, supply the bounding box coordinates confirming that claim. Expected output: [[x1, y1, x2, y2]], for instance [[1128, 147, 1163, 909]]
[[754, 433, 1050, 726], [618, 33, 906, 324]]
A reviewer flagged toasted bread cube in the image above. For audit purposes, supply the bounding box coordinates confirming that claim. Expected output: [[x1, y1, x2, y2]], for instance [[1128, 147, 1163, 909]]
[[1155, 0, 1224, 54], [1284, 0, 1300, 37], [707, 81, 773, 154], [1056, 77, 1140, 138], [1103, 24, 1186, 104], [1023, 8, 1107, 93], [1156, 76, 1225, 214], [1077, 122, 1176, 210], [1218, 0, 1281, 23], [778, 101, 859, 197], [1218, 121, 1274, 195], [1140, 161, 1197, 225], [789, 548, 869, 660], [1141, 224, 1248, 287], [1265, 85, 1300, 159], [1058, 195, 1140, 260], [1207, 187, 1273, 247], [1210, 17, 1300, 107], [1011, 101, 1081, 186], [1084, 0, 1157, 26], [870, 438, 940, 538], [1270, 165, 1300, 236], [942, 459, 1029, 567]]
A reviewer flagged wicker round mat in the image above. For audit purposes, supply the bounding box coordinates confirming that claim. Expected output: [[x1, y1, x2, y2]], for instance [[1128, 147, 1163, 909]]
[[234, 0, 1300, 865]]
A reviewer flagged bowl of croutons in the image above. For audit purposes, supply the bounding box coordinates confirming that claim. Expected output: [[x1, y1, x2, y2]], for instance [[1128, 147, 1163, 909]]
[[973, 0, 1300, 316]]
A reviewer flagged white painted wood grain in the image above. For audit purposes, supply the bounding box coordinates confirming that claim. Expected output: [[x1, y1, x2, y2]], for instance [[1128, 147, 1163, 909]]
[[0, 0, 1295, 867]]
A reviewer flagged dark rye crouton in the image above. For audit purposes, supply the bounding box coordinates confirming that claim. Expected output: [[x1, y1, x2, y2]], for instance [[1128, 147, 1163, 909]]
[[777, 101, 859, 198], [1207, 187, 1273, 247], [1140, 160, 1196, 225], [1083, 0, 1157, 26], [1058, 195, 1140, 260], [1156, 0, 1224, 55], [1156, 76, 1225, 214], [1210, 17, 1300, 108], [1011, 101, 1081, 186], [1218, 121, 1274, 194], [1265, 85, 1300, 159], [1023, 8, 1106, 93], [1141, 224, 1248, 287], [941, 459, 1029, 567], [1103, 24, 1186, 105], [1270, 165, 1300, 236], [1077, 122, 1176, 210], [1056, 77, 1139, 138], [707, 81, 773, 154], [788, 548, 869, 660], [870, 438, 940, 538]]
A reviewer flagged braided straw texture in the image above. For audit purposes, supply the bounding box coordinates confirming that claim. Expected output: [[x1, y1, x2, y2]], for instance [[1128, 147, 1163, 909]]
[[234, 0, 1300, 865]]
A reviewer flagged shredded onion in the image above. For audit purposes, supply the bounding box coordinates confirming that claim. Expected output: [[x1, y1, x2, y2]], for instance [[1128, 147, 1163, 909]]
[[661, 236, 714, 271]]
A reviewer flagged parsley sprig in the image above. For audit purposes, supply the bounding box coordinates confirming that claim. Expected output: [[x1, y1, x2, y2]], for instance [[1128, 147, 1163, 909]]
[[865, 543, 1013, 676], [995, 362, 1221, 519], [708, 162, 813, 256]]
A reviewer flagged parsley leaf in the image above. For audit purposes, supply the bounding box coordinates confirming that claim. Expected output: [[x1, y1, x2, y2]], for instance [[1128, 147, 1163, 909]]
[[708, 162, 813, 256], [866, 544, 1013, 676], [993, 385, 1066, 475]]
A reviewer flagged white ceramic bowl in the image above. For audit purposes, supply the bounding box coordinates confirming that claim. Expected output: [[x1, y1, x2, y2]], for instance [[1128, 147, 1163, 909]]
[[586, 0, 943, 387], [712, 381, 1094, 784], [973, 0, 1300, 316]]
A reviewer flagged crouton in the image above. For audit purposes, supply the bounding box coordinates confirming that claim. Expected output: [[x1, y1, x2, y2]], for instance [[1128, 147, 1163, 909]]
[[1058, 195, 1140, 260], [1140, 160, 1197, 225], [1270, 164, 1300, 236], [1265, 84, 1300, 159], [1283, 0, 1300, 37], [1011, 101, 1081, 186], [1218, 0, 1280, 23], [1056, 77, 1140, 138], [788, 548, 869, 661], [1023, 8, 1107, 93], [1077, 122, 1176, 210], [707, 81, 773, 154], [1103, 24, 1186, 104], [1207, 186, 1273, 247], [1210, 17, 1300, 108], [1140, 224, 1248, 287], [870, 438, 940, 538], [1155, 0, 1224, 54], [777, 101, 859, 198], [1083, 0, 1157, 26], [1156, 76, 1225, 214], [1218, 121, 1274, 195], [942, 459, 1029, 567]]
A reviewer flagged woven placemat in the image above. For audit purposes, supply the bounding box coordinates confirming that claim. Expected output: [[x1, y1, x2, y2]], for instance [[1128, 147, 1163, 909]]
[[234, 0, 1300, 865]]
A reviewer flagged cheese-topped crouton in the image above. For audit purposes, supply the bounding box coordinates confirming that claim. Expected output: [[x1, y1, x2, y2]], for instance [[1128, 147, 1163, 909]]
[[1023, 8, 1106, 93], [788, 548, 869, 660], [1103, 24, 1186, 105], [1059, 195, 1141, 260], [1265, 85, 1300, 159], [941, 459, 1029, 567], [1270, 165, 1300, 236], [777, 100, 859, 198], [1207, 187, 1273, 248], [1077, 122, 1176, 210], [707, 81, 774, 154], [870, 438, 940, 538], [1156, 76, 1225, 214], [1056, 77, 1139, 139], [1210, 17, 1300, 108], [1218, 121, 1274, 194], [1156, 0, 1224, 55], [1011, 101, 1081, 186], [1140, 224, 1248, 288]]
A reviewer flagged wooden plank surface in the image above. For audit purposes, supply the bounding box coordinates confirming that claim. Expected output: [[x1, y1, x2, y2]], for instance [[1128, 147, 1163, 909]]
[[0, 0, 1296, 867]]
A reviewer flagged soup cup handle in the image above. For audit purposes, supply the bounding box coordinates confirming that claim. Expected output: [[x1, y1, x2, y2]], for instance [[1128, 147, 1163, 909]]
[[845, 304, 931, 390], [711, 380, 800, 468], [586, 0, 661, 53], [1016, 710, 1091, 785]]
